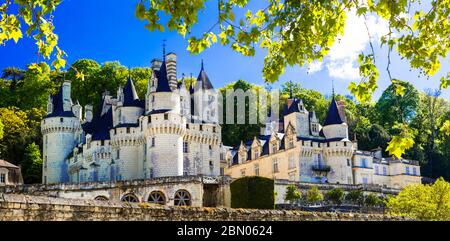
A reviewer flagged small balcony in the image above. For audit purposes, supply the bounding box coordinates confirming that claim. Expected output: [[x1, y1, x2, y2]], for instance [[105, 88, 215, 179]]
[[312, 164, 331, 173]]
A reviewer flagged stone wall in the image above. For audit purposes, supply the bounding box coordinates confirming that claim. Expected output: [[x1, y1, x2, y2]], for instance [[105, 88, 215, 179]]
[[0, 176, 231, 208], [0, 194, 409, 221]]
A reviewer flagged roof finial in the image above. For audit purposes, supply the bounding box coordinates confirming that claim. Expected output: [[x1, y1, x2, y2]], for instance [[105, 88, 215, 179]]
[[201, 59, 204, 71], [332, 79, 335, 98], [163, 39, 167, 61]]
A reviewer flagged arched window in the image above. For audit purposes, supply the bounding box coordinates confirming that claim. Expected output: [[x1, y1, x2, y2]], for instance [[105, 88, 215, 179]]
[[148, 191, 166, 205], [174, 190, 191, 206], [94, 196, 109, 201], [121, 193, 139, 203]]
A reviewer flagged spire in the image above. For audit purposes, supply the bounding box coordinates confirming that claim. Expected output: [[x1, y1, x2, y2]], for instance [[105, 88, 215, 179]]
[[324, 96, 344, 126], [332, 79, 335, 98], [162, 39, 166, 61], [195, 60, 214, 90], [122, 75, 141, 107], [155, 57, 172, 93]]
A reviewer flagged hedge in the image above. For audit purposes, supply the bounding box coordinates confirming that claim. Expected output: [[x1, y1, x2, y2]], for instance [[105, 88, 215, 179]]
[[230, 176, 275, 209]]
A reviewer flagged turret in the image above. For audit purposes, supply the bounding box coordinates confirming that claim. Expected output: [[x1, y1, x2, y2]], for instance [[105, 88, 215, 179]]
[[192, 60, 218, 123], [322, 97, 349, 139], [41, 82, 81, 184], [85, 105, 93, 122], [147, 58, 180, 114], [166, 52, 178, 91]]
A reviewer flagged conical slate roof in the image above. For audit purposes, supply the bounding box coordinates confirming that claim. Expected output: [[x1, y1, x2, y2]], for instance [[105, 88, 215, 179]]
[[324, 97, 344, 126], [122, 76, 141, 107], [155, 60, 172, 93], [44, 84, 76, 118], [195, 62, 214, 90], [82, 96, 113, 141]]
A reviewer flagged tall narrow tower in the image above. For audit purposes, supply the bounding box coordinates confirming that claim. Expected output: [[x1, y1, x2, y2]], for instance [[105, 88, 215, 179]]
[[41, 80, 81, 184]]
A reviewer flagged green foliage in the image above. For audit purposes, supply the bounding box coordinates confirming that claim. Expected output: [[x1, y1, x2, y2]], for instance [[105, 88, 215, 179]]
[[306, 186, 323, 204], [21, 142, 42, 184], [231, 176, 275, 210], [0, 107, 45, 166], [0, 119, 3, 140], [364, 193, 382, 207], [386, 177, 450, 221], [325, 188, 345, 205], [346, 190, 364, 205], [220, 80, 264, 146], [285, 184, 301, 204]]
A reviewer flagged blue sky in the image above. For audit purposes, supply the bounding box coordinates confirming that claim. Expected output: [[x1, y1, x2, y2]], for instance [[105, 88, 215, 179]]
[[0, 0, 448, 100]]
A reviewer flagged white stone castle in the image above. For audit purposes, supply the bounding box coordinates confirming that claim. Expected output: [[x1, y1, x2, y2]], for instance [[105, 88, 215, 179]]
[[41, 52, 222, 184]]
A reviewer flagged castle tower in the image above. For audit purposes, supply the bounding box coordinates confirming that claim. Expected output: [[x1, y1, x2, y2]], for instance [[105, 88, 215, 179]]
[[166, 52, 178, 91], [111, 76, 144, 180], [192, 61, 218, 123], [41, 80, 81, 184], [179, 75, 191, 118], [322, 96, 349, 139], [283, 97, 310, 137], [144, 54, 185, 178]]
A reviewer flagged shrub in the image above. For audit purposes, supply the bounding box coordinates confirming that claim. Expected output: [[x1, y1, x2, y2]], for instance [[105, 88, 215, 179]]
[[231, 176, 274, 209], [326, 188, 344, 205], [306, 186, 323, 204], [285, 185, 301, 204], [346, 190, 364, 205], [364, 193, 382, 207]]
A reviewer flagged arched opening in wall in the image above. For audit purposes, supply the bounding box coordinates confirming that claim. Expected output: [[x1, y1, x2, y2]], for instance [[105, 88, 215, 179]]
[[174, 190, 191, 206], [121, 193, 139, 203], [94, 196, 109, 201], [148, 191, 166, 205]]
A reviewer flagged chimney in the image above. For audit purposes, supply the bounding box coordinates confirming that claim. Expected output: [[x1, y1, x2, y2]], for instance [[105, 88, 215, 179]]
[[166, 52, 177, 91], [85, 105, 93, 122], [151, 59, 163, 71], [337, 100, 347, 123], [62, 80, 72, 112]]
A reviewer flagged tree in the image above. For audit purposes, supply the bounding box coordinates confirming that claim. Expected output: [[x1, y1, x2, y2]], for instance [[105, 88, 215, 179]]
[[325, 188, 345, 205], [1, 67, 25, 91], [306, 186, 324, 205], [386, 177, 450, 221], [346, 190, 364, 206], [285, 185, 301, 204], [21, 142, 43, 184]]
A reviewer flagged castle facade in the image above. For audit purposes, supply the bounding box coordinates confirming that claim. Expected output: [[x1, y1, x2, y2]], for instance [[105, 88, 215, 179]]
[[224, 96, 422, 189], [41, 53, 221, 184]]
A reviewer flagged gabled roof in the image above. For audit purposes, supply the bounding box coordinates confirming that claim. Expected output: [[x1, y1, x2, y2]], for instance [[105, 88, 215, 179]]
[[122, 76, 142, 107], [283, 98, 301, 115], [45, 84, 76, 118], [195, 62, 214, 90], [82, 96, 113, 141], [324, 97, 344, 126], [0, 159, 19, 169], [155, 60, 172, 93]]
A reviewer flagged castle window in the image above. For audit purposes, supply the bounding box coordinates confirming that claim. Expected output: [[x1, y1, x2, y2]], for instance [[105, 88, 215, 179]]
[[327, 143, 330, 147], [344, 142, 347, 147], [186, 124, 189, 129], [164, 114, 169, 120], [149, 168, 154, 178], [116, 150, 120, 159], [121, 194, 139, 203], [183, 142, 189, 153], [151, 137, 156, 147], [220, 153, 224, 161], [209, 145, 212, 150], [213, 127, 216, 133], [60, 118, 64, 123], [220, 167, 225, 176], [101, 140, 105, 146], [413, 167, 417, 176], [383, 167, 387, 176], [200, 125, 203, 131], [318, 143, 321, 148], [44, 176, 47, 184], [347, 159, 351, 167], [254, 150, 259, 160], [254, 164, 260, 176], [406, 166, 410, 175], [44, 157, 47, 168], [273, 159, 279, 173], [126, 127, 130, 134], [174, 190, 191, 206], [209, 160, 214, 169], [361, 158, 368, 168], [310, 142, 313, 147], [288, 138, 294, 149], [272, 144, 277, 154], [302, 141, 305, 146], [288, 155, 295, 170], [0, 173, 5, 183], [375, 165, 379, 175]]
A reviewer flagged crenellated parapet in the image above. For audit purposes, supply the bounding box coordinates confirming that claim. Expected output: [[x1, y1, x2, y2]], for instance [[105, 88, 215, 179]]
[[41, 119, 81, 135], [110, 133, 146, 147], [145, 123, 186, 137], [323, 146, 353, 158]]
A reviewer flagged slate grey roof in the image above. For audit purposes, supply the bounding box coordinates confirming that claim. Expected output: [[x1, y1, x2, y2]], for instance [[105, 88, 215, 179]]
[[44, 84, 76, 118], [155, 60, 172, 93], [324, 97, 344, 126], [195, 62, 214, 90], [122, 76, 141, 107]]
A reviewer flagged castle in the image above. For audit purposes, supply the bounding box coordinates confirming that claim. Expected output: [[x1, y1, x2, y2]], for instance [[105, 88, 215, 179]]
[[224, 94, 422, 189], [41, 51, 421, 190], [41, 52, 222, 184]]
